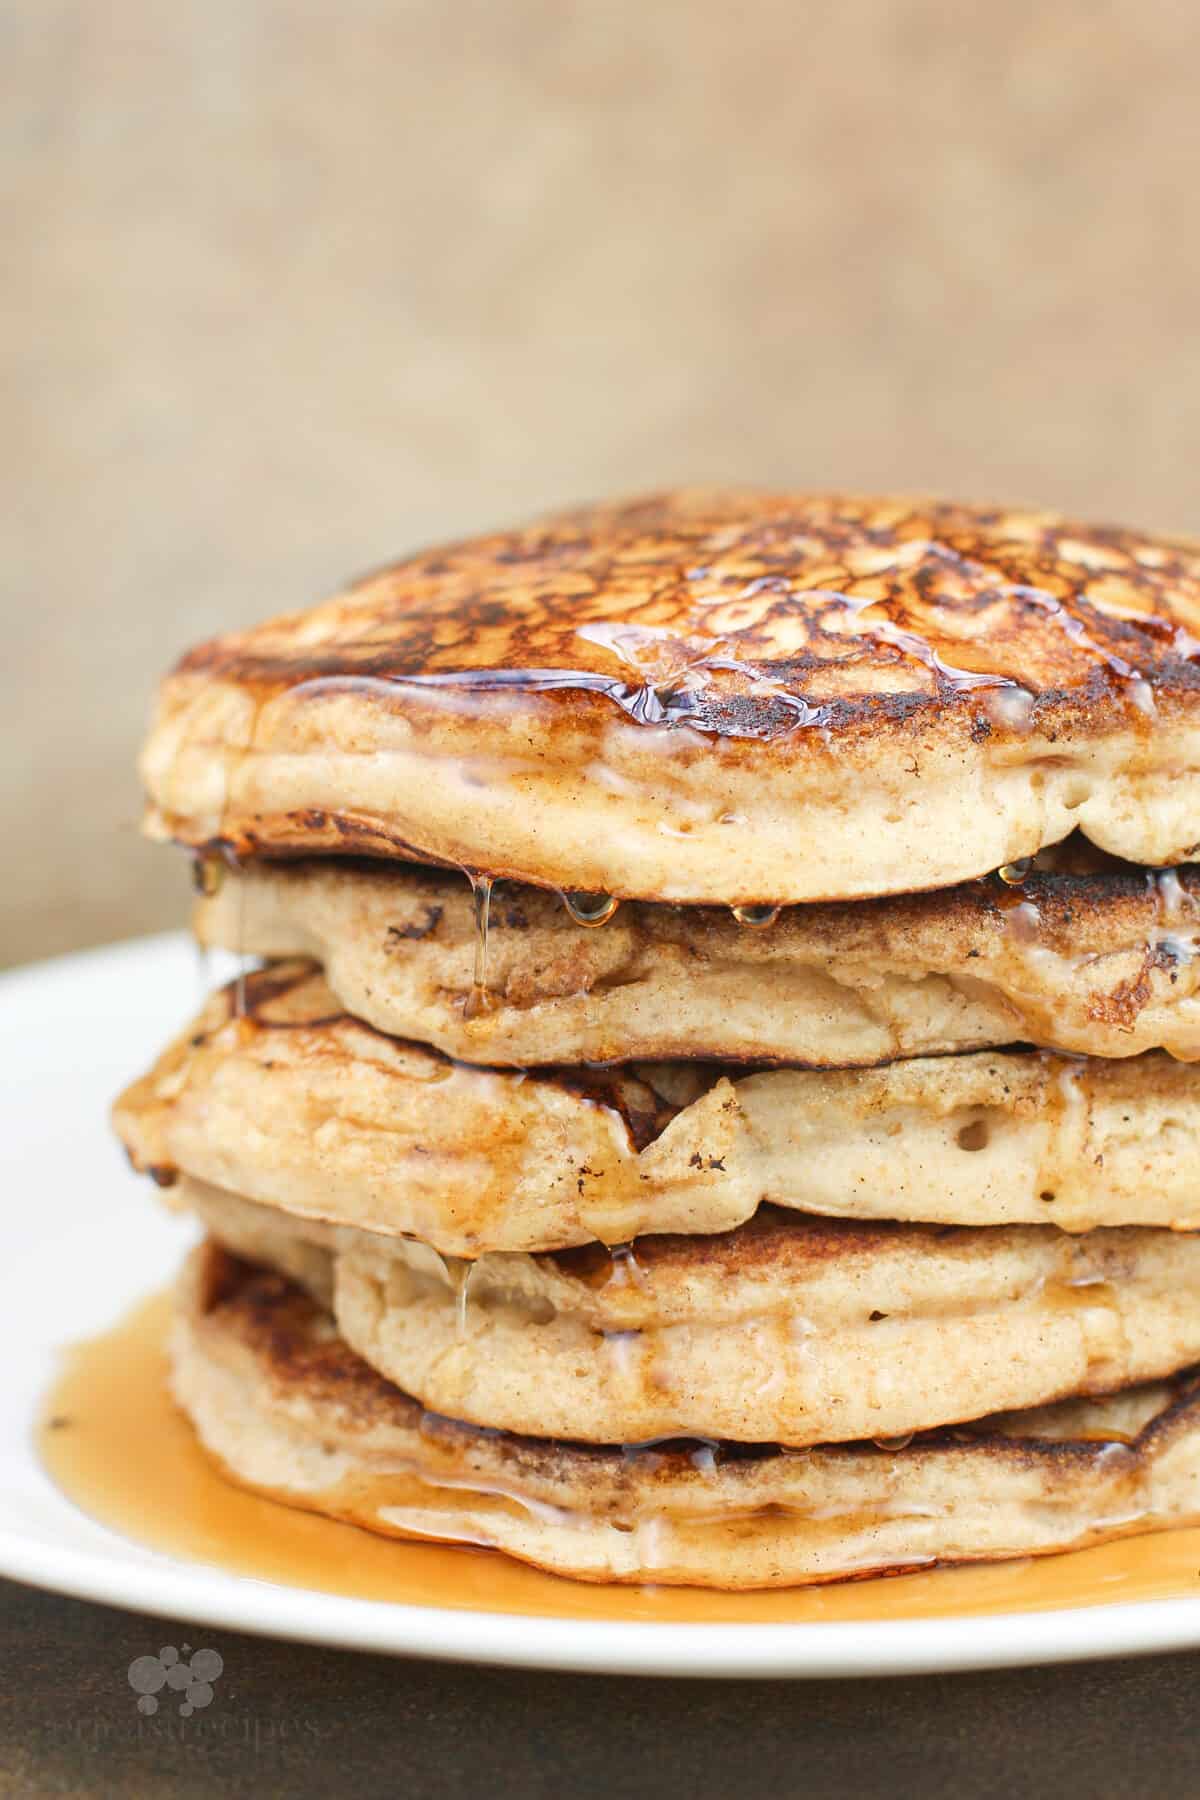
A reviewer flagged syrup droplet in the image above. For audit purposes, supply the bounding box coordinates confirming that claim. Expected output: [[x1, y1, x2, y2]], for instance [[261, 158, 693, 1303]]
[[464, 874, 493, 1019], [731, 904, 781, 929], [984, 685, 1036, 733], [1127, 678, 1158, 720], [606, 1244, 643, 1289], [191, 855, 225, 898], [872, 1434, 915, 1452], [997, 859, 1033, 886], [562, 891, 620, 928], [1143, 867, 1200, 972], [1005, 900, 1043, 944], [1150, 867, 1195, 927]]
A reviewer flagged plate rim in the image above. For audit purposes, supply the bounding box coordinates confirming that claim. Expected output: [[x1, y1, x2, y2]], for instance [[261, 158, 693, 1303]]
[[6, 1519, 1200, 1677]]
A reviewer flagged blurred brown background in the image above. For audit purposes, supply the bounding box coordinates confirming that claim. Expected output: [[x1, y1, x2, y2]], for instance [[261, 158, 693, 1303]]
[[6, 0, 1200, 966]]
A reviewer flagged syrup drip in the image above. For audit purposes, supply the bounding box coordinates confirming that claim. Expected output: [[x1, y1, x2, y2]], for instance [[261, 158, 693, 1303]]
[[1154, 868, 1190, 922], [193, 940, 214, 1008], [191, 854, 225, 898], [990, 864, 1046, 944], [233, 864, 249, 1018], [618, 1434, 724, 1474], [562, 891, 620, 928], [1032, 1053, 1094, 1218], [191, 850, 236, 1003], [731, 904, 781, 929], [454, 1261, 477, 1343], [984, 685, 1036, 733], [296, 667, 774, 736], [195, 842, 253, 1014], [1152, 867, 1198, 926], [464, 874, 493, 1019], [286, 653, 826, 745], [828, 598, 1019, 699], [1005, 899, 1042, 944], [1011, 585, 1158, 720], [873, 1434, 915, 1453], [1054, 1059, 1089, 1137], [571, 1242, 647, 1294], [607, 1244, 644, 1289], [602, 1329, 642, 1384], [1141, 866, 1200, 974]]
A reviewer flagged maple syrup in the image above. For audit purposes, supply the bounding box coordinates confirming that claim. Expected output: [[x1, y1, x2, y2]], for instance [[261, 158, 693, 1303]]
[[191, 854, 225, 898], [453, 1260, 478, 1342], [172, 500, 1200, 767], [37, 1290, 1200, 1627], [561, 891, 620, 928], [1002, 897, 1043, 943], [997, 859, 1032, 886], [464, 873, 493, 1018], [192, 940, 214, 1008], [731, 905, 781, 929], [232, 859, 250, 1018]]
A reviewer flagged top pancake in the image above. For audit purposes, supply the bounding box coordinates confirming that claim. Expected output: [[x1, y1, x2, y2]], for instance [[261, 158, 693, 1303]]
[[142, 490, 1200, 904]]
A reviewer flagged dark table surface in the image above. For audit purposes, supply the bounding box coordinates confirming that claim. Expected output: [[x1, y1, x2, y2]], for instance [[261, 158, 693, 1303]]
[[1, 1577, 1197, 1798]]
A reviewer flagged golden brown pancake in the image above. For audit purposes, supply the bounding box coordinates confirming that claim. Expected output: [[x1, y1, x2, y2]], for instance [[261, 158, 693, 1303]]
[[172, 1242, 1200, 1589], [141, 491, 1200, 904], [180, 1184, 1200, 1447], [195, 854, 1200, 1065], [116, 965, 1200, 1252]]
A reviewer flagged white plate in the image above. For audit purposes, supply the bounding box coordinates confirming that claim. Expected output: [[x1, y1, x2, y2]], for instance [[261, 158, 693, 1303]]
[[5, 933, 1200, 1678]]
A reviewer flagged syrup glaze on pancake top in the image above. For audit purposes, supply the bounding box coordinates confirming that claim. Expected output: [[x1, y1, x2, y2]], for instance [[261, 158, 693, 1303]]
[[142, 490, 1200, 905]]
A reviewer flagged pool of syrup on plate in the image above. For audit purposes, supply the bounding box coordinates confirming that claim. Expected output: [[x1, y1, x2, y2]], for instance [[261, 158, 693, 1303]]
[[37, 1289, 1200, 1627]]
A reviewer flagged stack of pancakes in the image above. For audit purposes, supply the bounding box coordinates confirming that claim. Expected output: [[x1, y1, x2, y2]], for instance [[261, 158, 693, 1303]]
[[113, 491, 1200, 1589]]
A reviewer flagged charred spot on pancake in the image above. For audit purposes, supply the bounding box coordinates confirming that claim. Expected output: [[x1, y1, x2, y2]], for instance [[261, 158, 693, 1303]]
[[384, 905, 444, 944]]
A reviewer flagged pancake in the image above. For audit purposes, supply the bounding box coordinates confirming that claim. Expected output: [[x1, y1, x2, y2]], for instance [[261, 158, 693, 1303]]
[[140, 491, 1200, 905], [173, 1241, 1200, 1589], [179, 1177, 340, 1307], [115, 963, 1200, 1252], [194, 854, 1200, 1066], [182, 1187, 1200, 1446]]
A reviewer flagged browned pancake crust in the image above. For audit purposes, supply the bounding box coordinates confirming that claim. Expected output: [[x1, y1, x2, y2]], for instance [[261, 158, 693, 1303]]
[[172, 492, 1200, 738]]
